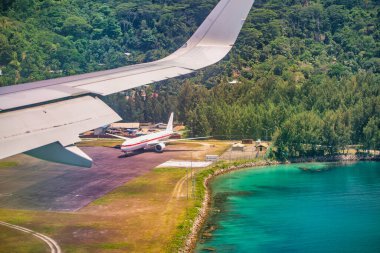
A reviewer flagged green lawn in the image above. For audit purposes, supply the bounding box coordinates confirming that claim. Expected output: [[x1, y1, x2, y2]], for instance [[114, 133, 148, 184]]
[[0, 161, 18, 168]]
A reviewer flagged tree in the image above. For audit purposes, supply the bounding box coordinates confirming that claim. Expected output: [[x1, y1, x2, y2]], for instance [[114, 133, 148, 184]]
[[0, 33, 11, 65], [363, 117, 380, 151], [322, 110, 351, 154], [61, 16, 92, 39], [188, 105, 211, 137], [274, 111, 324, 157]]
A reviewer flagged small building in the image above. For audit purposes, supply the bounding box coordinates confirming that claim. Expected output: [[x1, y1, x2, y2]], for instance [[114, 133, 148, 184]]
[[0, 69, 2, 76], [94, 127, 107, 136], [174, 125, 186, 132], [232, 143, 245, 151], [140, 89, 146, 100], [228, 79, 239, 84], [169, 133, 182, 139], [153, 123, 167, 129], [242, 139, 253, 144], [140, 122, 152, 127], [206, 155, 219, 162], [80, 130, 94, 137], [108, 122, 140, 131], [256, 143, 269, 152]]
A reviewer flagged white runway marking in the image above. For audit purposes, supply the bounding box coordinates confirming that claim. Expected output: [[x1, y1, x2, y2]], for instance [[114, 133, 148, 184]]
[[157, 160, 212, 168], [0, 221, 61, 253]]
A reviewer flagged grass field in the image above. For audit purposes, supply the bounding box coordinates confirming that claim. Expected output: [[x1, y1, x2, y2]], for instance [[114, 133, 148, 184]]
[[166, 140, 232, 161], [77, 139, 123, 148], [0, 226, 48, 253], [0, 161, 18, 168], [0, 167, 192, 252]]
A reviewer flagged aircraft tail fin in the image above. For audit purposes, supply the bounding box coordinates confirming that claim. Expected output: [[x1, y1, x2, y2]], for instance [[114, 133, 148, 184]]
[[166, 112, 174, 132]]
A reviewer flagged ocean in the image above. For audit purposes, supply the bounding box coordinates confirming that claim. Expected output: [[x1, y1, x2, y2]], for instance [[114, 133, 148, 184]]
[[196, 162, 380, 253]]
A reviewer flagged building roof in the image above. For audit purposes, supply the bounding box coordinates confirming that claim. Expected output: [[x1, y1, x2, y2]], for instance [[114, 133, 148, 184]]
[[256, 143, 269, 148], [174, 125, 186, 131], [109, 122, 140, 129]]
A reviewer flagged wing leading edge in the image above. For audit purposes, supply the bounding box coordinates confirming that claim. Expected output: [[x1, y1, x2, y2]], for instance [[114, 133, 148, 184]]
[[0, 0, 255, 167]]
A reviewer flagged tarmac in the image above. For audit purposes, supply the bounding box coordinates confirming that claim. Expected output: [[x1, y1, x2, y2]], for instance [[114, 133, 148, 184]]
[[0, 146, 191, 211]]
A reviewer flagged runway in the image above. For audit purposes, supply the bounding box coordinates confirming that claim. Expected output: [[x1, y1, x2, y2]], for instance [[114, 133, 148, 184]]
[[0, 146, 188, 211]]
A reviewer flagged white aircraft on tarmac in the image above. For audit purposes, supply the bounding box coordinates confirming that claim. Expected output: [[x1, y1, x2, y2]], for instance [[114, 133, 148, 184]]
[[109, 113, 206, 156]]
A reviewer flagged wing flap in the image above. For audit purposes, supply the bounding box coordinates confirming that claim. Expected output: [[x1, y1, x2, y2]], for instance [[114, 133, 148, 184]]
[[0, 85, 88, 111], [0, 96, 121, 159], [25, 143, 93, 168]]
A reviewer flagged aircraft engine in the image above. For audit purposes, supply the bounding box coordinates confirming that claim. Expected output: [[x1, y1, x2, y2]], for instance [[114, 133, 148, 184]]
[[154, 143, 166, 153]]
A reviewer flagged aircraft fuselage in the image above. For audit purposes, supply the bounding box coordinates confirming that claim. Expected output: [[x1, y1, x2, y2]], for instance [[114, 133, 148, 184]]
[[120, 130, 172, 153]]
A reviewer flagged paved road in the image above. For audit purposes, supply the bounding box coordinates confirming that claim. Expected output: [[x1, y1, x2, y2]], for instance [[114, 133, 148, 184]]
[[0, 221, 61, 253], [0, 146, 189, 211]]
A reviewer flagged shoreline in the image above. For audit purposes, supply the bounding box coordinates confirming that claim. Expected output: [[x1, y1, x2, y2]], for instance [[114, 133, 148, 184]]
[[181, 155, 380, 252]]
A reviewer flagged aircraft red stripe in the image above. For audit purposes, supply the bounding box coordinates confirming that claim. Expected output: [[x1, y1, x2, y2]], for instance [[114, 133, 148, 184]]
[[121, 134, 172, 148]]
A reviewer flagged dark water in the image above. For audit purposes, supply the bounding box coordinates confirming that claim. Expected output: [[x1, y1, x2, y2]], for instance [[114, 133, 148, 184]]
[[195, 162, 380, 253]]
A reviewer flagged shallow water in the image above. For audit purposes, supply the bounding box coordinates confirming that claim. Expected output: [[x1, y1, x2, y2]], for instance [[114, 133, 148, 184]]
[[195, 162, 380, 253]]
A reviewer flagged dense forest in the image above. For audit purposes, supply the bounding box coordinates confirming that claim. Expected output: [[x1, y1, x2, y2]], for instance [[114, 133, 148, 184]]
[[1, 0, 379, 158]]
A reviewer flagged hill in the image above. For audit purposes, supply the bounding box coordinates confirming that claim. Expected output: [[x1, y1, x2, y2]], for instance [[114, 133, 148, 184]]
[[0, 0, 379, 157]]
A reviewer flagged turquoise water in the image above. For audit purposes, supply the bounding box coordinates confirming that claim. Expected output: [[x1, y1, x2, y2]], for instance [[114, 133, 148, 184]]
[[196, 162, 380, 253]]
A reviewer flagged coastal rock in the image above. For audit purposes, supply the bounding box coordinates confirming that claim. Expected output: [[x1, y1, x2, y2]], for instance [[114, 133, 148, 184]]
[[202, 247, 216, 251], [202, 232, 213, 238]]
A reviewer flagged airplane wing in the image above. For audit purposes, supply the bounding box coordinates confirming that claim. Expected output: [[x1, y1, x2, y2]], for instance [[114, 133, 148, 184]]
[[106, 133, 130, 140], [0, 0, 255, 167]]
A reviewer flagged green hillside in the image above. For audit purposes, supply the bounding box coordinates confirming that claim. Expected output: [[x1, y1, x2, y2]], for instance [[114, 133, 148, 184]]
[[0, 0, 216, 84], [0, 0, 379, 157]]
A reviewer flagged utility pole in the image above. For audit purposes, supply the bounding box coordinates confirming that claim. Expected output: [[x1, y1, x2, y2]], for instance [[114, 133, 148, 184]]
[[191, 152, 195, 199], [263, 126, 274, 141], [186, 167, 189, 200]]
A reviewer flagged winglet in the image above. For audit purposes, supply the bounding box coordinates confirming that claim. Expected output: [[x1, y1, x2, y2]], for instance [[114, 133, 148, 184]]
[[160, 0, 255, 69], [166, 112, 174, 132], [185, 0, 255, 47]]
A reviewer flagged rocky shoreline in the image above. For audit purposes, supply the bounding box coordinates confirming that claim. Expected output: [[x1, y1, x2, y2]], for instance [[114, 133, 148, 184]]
[[181, 160, 280, 252], [181, 155, 379, 253], [288, 154, 380, 163]]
